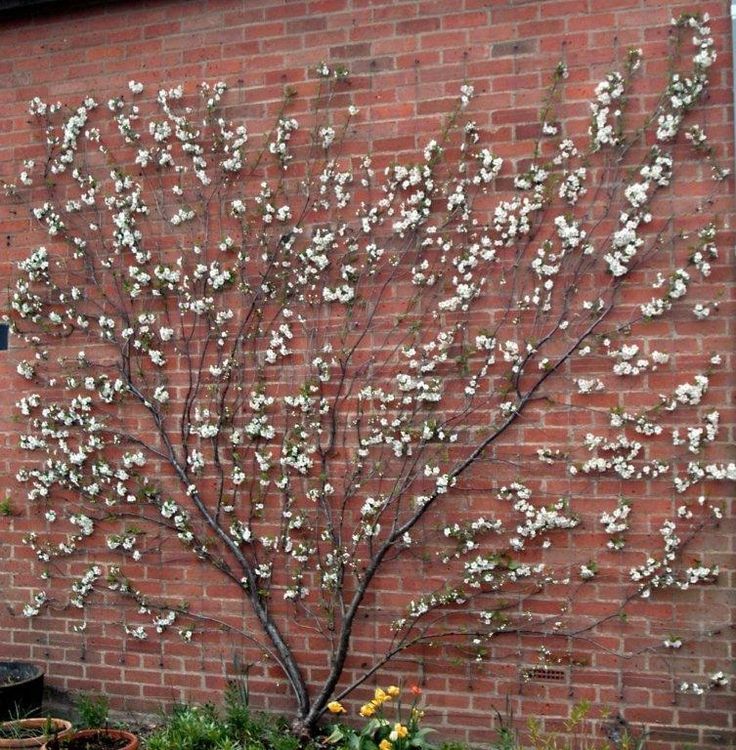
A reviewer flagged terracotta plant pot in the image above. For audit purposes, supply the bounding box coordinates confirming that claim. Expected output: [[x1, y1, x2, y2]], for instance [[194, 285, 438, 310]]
[[42, 730, 138, 750], [0, 663, 45, 721], [0, 719, 73, 749]]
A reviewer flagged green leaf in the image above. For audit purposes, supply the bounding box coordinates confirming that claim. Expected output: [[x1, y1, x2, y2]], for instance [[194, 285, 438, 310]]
[[324, 727, 345, 745]]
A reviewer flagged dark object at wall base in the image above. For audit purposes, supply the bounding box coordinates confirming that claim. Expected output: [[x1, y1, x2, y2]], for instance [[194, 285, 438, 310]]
[[0, 663, 45, 721]]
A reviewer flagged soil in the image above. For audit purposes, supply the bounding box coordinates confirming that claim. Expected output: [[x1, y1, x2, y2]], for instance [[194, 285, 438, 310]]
[[48, 735, 130, 750]]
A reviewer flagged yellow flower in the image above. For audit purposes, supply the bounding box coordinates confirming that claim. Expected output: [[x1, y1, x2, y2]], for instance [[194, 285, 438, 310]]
[[386, 685, 401, 698], [374, 687, 388, 703], [359, 703, 376, 718], [327, 701, 345, 714], [379, 741, 393, 750], [393, 724, 408, 739]]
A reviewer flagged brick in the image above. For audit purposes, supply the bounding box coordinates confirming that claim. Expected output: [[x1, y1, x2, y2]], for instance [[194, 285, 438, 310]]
[[0, 2, 732, 748], [491, 39, 537, 58]]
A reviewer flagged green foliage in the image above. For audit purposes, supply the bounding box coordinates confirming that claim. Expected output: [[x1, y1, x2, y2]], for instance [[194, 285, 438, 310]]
[[487, 701, 648, 750], [145, 686, 318, 750], [145, 704, 231, 750], [76, 694, 109, 729], [488, 731, 516, 750], [0, 490, 15, 516], [0, 718, 59, 740]]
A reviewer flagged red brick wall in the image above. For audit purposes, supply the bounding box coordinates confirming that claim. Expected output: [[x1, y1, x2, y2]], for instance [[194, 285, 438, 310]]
[[0, 0, 733, 746]]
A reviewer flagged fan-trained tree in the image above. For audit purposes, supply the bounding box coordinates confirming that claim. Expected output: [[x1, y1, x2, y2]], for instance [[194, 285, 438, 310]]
[[4, 11, 732, 736]]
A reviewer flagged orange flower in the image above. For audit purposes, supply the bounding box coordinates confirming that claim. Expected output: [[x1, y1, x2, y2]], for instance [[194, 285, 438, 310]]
[[386, 685, 401, 698], [379, 741, 392, 750], [359, 702, 377, 718], [410, 684, 422, 696], [327, 701, 345, 714]]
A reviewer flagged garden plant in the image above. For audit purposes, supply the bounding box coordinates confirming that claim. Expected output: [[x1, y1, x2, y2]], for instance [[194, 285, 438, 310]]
[[2, 10, 732, 739]]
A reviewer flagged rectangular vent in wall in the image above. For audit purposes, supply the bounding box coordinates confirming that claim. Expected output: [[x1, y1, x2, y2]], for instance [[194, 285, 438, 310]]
[[0, 324, 8, 351], [521, 665, 567, 682]]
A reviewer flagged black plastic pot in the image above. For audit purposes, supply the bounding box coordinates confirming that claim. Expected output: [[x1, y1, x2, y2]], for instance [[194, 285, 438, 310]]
[[0, 663, 44, 720]]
